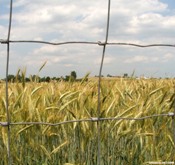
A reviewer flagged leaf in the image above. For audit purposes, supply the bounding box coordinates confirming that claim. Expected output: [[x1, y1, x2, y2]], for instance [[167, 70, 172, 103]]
[[45, 106, 60, 111], [40, 145, 51, 160], [167, 135, 174, 147], [80, 72, 90, 84], [51, 141, 68, 155], [39, 61, 47, 72], [149, 87, 163, 96], [31, 86, 43, 96], [16, 125, 33, 135], [106, 99, 116, 114], [60, 98, 77, 111], [1, 127, 8, 149], [67, 110, 76, 119]]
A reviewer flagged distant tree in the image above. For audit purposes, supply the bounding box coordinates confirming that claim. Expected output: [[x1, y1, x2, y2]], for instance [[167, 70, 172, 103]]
[[15, 74, 22, 82], [40, 77, 46, 82], [30, 75, 40, 82], [60, 76, 64, 81], [70, 71, 77, 80], [123, 73, 128, 78], [45, 76, 51, 82], [56, 77, 60, 81], [65, 75, 70, 81], [6, 74, 15, 82], [107, 74, 112, 77], [95, 75, 104, 77], [25, 77, 30, 82]]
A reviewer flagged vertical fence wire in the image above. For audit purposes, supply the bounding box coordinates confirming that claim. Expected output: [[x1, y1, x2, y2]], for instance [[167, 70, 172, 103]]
[[5, 0, 13, 164], [0, 0, 175, 164], [97, 0, 111, 164]]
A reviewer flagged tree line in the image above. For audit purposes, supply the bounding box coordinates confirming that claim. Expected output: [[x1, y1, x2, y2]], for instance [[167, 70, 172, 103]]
[[3, 71, 79, 83]]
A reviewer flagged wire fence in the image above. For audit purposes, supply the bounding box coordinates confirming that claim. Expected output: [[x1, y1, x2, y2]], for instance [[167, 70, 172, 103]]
[[0, 0, 175, 165]]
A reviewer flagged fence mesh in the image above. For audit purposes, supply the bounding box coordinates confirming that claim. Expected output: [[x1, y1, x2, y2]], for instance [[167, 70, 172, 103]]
[[0, 0, 175, 164]]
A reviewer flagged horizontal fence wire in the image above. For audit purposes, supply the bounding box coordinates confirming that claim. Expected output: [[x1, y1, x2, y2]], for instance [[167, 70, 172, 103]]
[[0, 0, 175, 164], [0, 113, 174, 127], [1, 39, 175, 47]]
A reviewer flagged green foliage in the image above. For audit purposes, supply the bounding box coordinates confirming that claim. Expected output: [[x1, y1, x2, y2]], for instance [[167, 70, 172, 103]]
[[70, 71, 77, 80], [4, 70, 78, 83]]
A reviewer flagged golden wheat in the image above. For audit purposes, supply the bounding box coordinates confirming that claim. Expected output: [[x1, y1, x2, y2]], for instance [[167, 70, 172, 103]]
[[0, 78, 174, 164]]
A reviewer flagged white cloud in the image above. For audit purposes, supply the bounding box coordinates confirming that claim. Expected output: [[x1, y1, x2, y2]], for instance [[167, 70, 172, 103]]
[[1, 0, 173, 43], [161, 53, 174, 62], [124, 55, 148, 63], [94, 56, 114, 65], [124, 53, 175, 64], [0, 50, 6, 58], [13, 0, 29, 7], [33, 45, 60, 54], [0, 25, 7, 39], [64, 64, 73, 67]]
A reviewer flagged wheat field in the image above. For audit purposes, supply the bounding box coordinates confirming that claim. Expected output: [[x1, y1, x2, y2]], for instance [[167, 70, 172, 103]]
[[0, 78, 174, 164]]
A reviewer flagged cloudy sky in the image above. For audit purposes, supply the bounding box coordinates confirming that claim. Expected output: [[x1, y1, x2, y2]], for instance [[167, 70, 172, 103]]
[[0, 0, 175, 78]]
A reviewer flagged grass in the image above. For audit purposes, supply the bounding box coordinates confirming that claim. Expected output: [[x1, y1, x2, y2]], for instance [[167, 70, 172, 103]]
[[0, 78, 175, 164]]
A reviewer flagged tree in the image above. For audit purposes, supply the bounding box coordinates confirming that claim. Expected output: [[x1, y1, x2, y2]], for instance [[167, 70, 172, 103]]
[[45, 76, 51, 82], [6, 74, 15, 82], [65, 75, 70, 81], [30, 75, 41, 82], [71, 71, 77, 80], [123, 73, 128, 78], [107, 74, 112, 77]]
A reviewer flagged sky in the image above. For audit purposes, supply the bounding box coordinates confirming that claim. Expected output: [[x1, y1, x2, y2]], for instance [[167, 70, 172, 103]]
[[0, 0, 175, 78]]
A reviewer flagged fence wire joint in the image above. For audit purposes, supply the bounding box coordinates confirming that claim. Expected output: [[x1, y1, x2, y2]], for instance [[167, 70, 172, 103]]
[[0, 122, 9, 127], [91, 117, 99, 122], [0, 39, 8, 44], [168, 112, 174, 117], [98, 41, 106, 46]]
